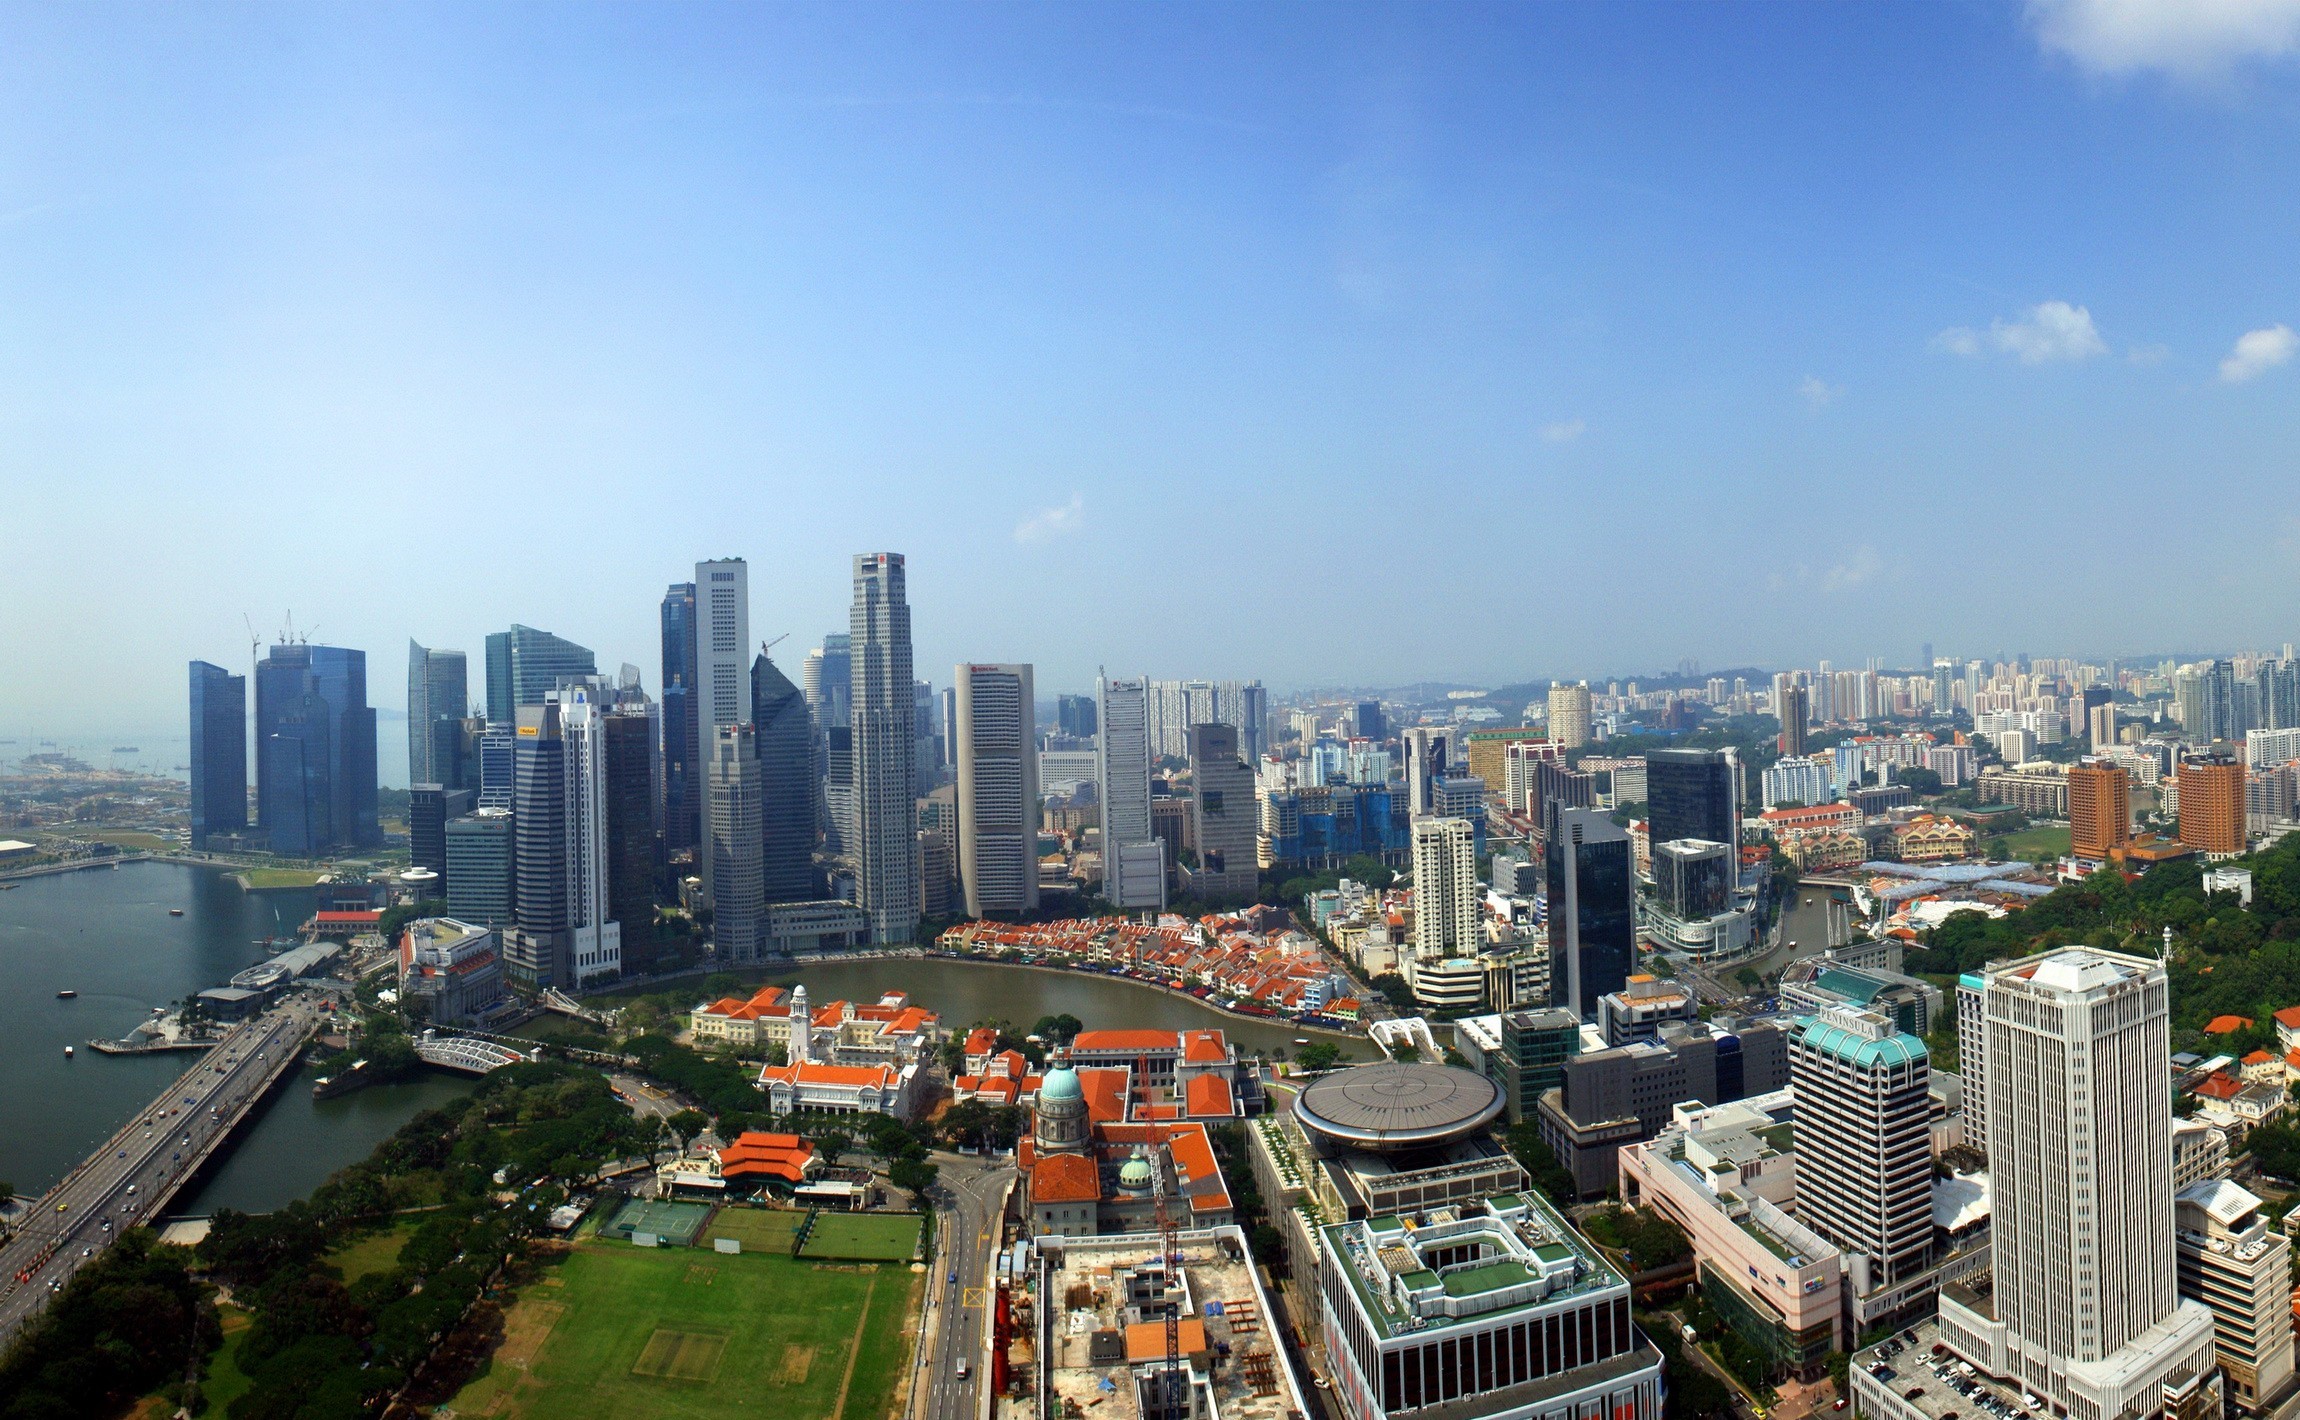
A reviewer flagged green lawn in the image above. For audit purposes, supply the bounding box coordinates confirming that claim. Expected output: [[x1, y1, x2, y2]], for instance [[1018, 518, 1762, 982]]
[[799, 1213, 922, 1262], [202, 1305, 257, 1414], [325, 1219, 420, 1284], [445, 1242, 918, 1420], [79, 829, 173, 851], [1987, 826, 2072, 862], [705, 1208, 807, 1253]]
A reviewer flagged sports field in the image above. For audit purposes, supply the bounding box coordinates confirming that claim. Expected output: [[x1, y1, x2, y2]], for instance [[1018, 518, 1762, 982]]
[[704, 1208, 806, 1253], [446, 1242, 919, 1420], [799, 1213, 922, 1262]]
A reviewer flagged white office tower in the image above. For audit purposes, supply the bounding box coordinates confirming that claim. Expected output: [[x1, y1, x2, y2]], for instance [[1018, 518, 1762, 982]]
[[849, 554, 918, 944], [695, 557, 750, 893], [1409, 816, 1479, 960], [1787, 1006, 1934, 1328], [2174, 1180, 2295, 1413], [707, 724, 764, 962], [955, 662, 1039, 918], [1096, 674, 1165, 910], [1956, 972, 1987, 1159], [557, 689, 622, 985], [1937, 948, 2217, 1420], [1404, 725, 1453, 817]]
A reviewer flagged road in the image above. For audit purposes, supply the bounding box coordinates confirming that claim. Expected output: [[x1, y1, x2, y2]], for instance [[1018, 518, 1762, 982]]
[[607, 1073, 683, 1122], [0, 994, 327, 1348], [915, 1151, 1016, 1420]]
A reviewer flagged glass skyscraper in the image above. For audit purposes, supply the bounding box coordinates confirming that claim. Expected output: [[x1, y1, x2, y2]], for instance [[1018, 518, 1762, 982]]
[[753, 651, 818, 903], [1645, 747, 1740, 849], [849, 554, 917, 944], [188, 660, 247, 849], [1546, 805, 1634, 1019], [406, 640, 469, 789], [483, 625, 595, 726], [254, 643, 378, 856], [660, 582, 698, 863]]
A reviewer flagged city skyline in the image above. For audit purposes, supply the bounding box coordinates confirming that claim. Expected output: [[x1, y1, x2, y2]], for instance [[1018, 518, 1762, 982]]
[[6, 6, 2299, 734]]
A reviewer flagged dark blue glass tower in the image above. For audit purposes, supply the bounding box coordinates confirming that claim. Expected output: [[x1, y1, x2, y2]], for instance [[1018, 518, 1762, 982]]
[[753, 651, 817, 902], [253, 643, 378, 856], [188, 661, 247, 849], [660, 582, 699, 863], [1546, 805, 1634, 1019]]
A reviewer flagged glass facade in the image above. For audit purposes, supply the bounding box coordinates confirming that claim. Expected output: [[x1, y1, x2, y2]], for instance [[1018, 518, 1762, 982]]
[[753, 653, 818, 902], [1645, 748, 1737, 848], [659, 582, 698, 860], [1547, 806, 1634, 1018], [188, 660, 246, 848], [254, 643, 376, 855]]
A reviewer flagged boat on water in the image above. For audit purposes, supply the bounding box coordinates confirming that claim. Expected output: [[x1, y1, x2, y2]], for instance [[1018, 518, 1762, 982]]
[[56, 989, 78, 999], [63, 1045, 74, 1057], [168, 908, 184, 917]]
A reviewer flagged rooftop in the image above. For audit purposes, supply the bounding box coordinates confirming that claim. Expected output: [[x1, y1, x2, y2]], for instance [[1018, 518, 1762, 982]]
[[1293, 1061, 1504, 1151], [1320, 1191, 1623, 1341]]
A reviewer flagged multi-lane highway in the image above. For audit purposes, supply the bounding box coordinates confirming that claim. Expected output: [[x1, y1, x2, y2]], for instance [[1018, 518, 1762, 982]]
[[0, 994, 327, 1347], [915, 1151, 1016, 1420]]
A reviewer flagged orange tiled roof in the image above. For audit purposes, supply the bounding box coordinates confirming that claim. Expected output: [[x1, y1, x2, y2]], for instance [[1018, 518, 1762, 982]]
[[2205, 1016, 2255, 1035], [2245, 1050, 2277, 1065], [2276, 1006, 2300, 1030], [2194, 1074, 2244, 1101], [1072, 1029, 1180, 1052], [1185, 1073, 1235, 1118], [964, 1027, 999, 1054], [1032, 1152, 1100, 1204], [1079, 1067, 1130, 1124], [760, 1062, 897, 1089], [1181, 1030, 1230, 1064]]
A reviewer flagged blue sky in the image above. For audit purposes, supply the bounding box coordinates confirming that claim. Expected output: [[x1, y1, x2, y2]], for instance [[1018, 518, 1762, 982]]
[[2, 1, 2296, 739]]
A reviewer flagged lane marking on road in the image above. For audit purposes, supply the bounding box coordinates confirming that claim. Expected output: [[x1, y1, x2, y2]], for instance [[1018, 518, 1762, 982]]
[[961, 1287, 989, 1308]]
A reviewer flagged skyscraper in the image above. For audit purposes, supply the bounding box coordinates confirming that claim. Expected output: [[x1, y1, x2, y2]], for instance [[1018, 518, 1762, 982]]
[[406, 641, 468, 789], [558, 689, 623, 986], [507, 700, 569, 990], [807, 633, 853, 730], [2069, 760, 2132, 863], [445, 808, 514, 928], [752, 651, 817, 904], [485, 626, 596, 725], [1546, 805, 1633, 1019], [1939, 948, 2216, 1420], [2178, 754, 2245, 857], [1187, 722, 1259, 901], [1787, 1006, 1935, 1328], [849, 553, 917, 944], [603, 708, 658, 975], [1354, 699, 1385, 742], [1409, 815, 1479, 962], [1097, 674, 1165, 910], [1777, 683, 1811, 757], [708, 723, 765, 962], [254, 643, 378, 856], [1056, 693, 1097, 738], [1547, 681, 1593, 749], [660, 581, 699, 863], [1646, 748, 1740, 848], [1404, 725, 1453, 818], [188, 660, 246, 849], [955, 662, 1039, 918], [694, 559, 750, 894]]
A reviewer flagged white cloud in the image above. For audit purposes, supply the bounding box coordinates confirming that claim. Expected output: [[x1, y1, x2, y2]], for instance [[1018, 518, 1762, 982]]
[[1819, 546, 1884, 594], [1797, 376, 1841, 409], [2028, 0, 2300, 78], [1539, 418, 1585, 444], [1013, 492, 1085, 544], [2219, 324, 2297, 382], [1934, 301, 2108, 364]]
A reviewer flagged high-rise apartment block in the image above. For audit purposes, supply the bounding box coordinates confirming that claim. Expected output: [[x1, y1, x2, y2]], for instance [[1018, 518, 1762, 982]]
[[1097, 674, 1165, 910], [659, 581, 699, 862], [1409, 815, 1479, 966], [2068, 760, 2132, 863], [955, 662, 1039, 918], [1777, 682, 1810, 756], [1914, 949, 2219, 1420], [1787, 1007, 1935, 1330], [188, 660, 247, 849], [849, 553, 918, 943], [1405, 726, 1454, 817], [1547, 681, 1593, 748], [2178, 754, 2246, 857], [555, 690, 621, 986], [406, 641, 469, 790], [1546, 806, 1633, 1019]]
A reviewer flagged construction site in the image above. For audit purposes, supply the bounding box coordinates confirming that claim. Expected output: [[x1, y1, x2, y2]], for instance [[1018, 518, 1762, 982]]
[[1000, 1225, 1311, 1420]]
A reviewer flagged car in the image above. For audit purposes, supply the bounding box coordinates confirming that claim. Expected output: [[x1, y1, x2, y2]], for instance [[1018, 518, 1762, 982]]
[[1907, 1389, 1927, 1401], [956, 1361, 971, 1380], [101, 1221, 111, 1231], [126, 1184, 136, 1194], [948, 1272, 958, 1284], [55, 1204, 67, 1214]]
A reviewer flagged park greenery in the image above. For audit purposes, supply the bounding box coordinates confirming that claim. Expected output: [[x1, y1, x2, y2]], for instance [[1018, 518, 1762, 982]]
[[0, 1231, 214, 1420]]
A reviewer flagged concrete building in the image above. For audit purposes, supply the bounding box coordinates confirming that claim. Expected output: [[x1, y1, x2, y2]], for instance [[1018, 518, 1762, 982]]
[[1761, 755, 1834, 810], [707, 724, 765, 963], [444, 808, 513, 929], [1595, 975, 1699, 1047], [1786, 1007, 1935, 1331], [1536, 1020, 1788, 1198], [1877, 948, 2219, 1420], [556, 689, 622, 986], [1547, 681, 1594, 749], [396, 917, 505, 1026], [1408, 816, 1480, 995], [1098, 675, 1166, 910], [693, 559, 750, 897], [850, 553, 918, 942], [954, 662, 1039, 917], [1186, 722, 1260, 900], [2069, 759, 2134, 863], [2174, 1179, 2295, 1414], [2178, 754, 2246, 858]]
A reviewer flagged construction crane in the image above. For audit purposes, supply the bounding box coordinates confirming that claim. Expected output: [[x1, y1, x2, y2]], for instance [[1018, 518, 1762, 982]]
[[1149, 1117, 1185, 1420], [760, 633, 790, 659]]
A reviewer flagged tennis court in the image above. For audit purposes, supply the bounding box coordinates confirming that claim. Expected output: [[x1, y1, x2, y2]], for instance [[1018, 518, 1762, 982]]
[[604, 1198, 713, 1247], [798, 1212, 923, 1261]]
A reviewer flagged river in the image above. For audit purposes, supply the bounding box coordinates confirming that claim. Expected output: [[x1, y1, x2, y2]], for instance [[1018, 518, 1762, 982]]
[[0, 861, 474, 1209], [614, 956, 1359, 1058]]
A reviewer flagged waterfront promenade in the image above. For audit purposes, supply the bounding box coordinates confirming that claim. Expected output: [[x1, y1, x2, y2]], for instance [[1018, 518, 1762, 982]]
[[0, 994, 326, 1348]]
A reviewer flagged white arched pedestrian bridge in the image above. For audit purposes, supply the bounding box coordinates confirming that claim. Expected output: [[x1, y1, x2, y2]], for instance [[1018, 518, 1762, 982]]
[[415, 1034, 537, 1075]]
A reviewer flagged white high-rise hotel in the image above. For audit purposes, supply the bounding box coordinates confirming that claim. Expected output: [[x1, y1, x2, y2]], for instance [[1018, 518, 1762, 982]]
[[1937, 948, 2217, 1420]]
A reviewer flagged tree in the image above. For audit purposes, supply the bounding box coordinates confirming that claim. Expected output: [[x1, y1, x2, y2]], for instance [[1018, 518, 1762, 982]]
[[0, 1179, 13, 1207], [1294, 1042, 1341, 1073], [1030, 1013, 1085, 1046], [1897, 767, 1943, 796], [812, 1130, 853, 1166], [1390, 1042, 1422, 1064], [664, 1109, 708, 1144], [889, 1156, 939, 1201]]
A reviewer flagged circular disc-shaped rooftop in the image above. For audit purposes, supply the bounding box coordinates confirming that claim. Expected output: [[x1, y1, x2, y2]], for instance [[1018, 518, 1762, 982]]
[[1293, 1062, 1504, 1152]]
